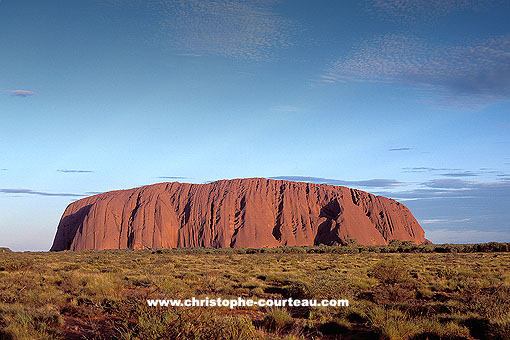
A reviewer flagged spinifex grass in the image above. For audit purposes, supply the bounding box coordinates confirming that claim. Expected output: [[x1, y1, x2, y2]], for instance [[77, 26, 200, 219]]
[[0, 244, 509, 339]]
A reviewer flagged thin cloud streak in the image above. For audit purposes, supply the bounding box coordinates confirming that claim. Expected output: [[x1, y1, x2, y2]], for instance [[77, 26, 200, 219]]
[[0, 188, 85, 197], [10, 90, 35, 97], [57, 169, 94, 173], [402, 167, 462, 173], [175, 53, 202, 57], [440, 171, 479, 177], [420, 218, 471, 224], [402, 167, 504, 177], [425, 229, 510, 244], [388, 147, 411, 151], [420, 219, 448, 224], [424, 178, 479, 189], [157, 176, 188, 180], [381, 179, 510, 200], [270, 176, 404, 188], [382, 180, 509, 243], [271, 105, 300, 112]]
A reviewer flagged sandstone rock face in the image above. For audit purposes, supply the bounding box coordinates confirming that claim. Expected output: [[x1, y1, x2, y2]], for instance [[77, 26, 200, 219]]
[[50, 178, 428, 251]]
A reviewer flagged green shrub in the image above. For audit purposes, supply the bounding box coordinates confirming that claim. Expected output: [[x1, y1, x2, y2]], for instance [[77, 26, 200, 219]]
[[263, 308, 293, 332], [250, 287, 265, 296], [128, 307, 259, 340], [309, 273, 352, 300], [369, 258, 409, 285], [240, 281, 264, 289], [345, 239, 358, 246], [365, 307, 419, 340], [437, 267, 457, 279], [415, 319, 470, 339], [282, 280, 311, 299], [0, 304, 63, 340], [0, 259, 33, 272], [211, 315, 257, 340]]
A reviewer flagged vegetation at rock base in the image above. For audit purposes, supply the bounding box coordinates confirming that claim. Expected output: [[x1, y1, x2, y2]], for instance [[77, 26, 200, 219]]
[[0, 243, 509, 339]]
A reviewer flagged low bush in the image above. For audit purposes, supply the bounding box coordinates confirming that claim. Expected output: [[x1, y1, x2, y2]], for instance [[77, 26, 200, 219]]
[[282, 280, 310, 299], [263, 308, 293, 332], [0, 259, 33, 272], [0, 304, 63, 340], [369, 257, 409, 285], [437, 267, 458, 279]]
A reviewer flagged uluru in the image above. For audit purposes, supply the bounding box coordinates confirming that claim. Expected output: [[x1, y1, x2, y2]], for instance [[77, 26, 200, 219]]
[[50, 178, 429, 251]]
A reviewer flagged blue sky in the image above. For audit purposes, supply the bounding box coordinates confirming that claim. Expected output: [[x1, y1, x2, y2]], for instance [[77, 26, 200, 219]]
[[1, 0, 509, 251]]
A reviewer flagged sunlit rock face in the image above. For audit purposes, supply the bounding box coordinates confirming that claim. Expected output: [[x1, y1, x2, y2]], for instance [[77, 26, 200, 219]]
[[50, 178, 428, 251]]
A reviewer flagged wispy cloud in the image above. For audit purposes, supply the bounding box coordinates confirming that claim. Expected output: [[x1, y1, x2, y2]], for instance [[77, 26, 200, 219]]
[[402, 167, 462, 173], [420, 219, 448, 224], [388, 147, 411, 151], [385, 179, 510, 199], [156, 0, 295, 60], [10, 90, 36, 97], [270, 176, 403, 188], [425, 228, 510, 244], [323, 34, 510, 107], [0, 188, 85, 197], [366, 0, 501, 23], [0, 169, 7, 171], [316, 75, 337, 84], [401, 167, 500, 178], [381, 180, 509, 243], [57, 169, 94, 173], [175, 53, 202, 57], [365, 172, 510, 243], [157, 176, 188, 180], [424, 178, 478, 189], [270, 105, 300, 112], [439, 171, 478, 177], [420, 218, 471, 224]]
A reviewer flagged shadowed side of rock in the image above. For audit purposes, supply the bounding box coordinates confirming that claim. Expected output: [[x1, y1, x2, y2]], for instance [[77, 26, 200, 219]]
[[50, 178, 428, 251]]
